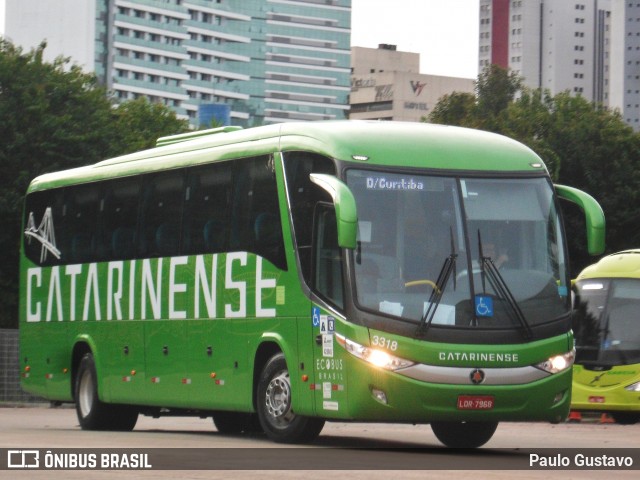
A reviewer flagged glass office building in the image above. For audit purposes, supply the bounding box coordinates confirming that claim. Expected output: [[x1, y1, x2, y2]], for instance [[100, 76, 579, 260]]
[[5, 0, 352, 126]]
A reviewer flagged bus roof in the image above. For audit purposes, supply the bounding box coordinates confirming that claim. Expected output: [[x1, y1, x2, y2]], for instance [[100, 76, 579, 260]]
[[27, 120, 547, 193], [577, 249, 640, 280]]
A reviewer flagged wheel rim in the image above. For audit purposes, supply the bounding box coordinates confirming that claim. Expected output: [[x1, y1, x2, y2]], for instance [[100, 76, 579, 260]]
[[78, 369, 94, 418], [264, 370, 294, 428]]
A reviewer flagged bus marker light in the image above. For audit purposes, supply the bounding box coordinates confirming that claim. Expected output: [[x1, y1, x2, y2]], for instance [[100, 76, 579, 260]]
[[62, 368, 68, 374], [131, 370, 136, 376], [553, 391, 565, 404], [625, 381, 640, 392], [372, 388, 388, 405], [210, 372, 216, 379], [24, 366, 30, 373], [302, 374, 309, 382]]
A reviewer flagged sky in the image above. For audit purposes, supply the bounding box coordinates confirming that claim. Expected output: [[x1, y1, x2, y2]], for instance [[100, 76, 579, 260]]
[[350, 0, 480, 79]]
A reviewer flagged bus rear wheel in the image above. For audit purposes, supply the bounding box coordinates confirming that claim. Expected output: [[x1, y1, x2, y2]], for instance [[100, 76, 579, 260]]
[[74, 353, 138, 431], [256, 353, 324, 443], [430, 421, 498, 448]]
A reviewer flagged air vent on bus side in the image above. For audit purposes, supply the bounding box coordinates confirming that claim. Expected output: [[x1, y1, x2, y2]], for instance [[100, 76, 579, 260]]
[[156, 126, 243, 148]]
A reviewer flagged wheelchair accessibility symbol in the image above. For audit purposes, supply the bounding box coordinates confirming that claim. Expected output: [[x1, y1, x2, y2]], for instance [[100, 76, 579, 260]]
[[475, 295, 494, 317]]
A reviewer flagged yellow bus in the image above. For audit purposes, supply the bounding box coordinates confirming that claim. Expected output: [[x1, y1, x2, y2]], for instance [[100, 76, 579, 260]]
[[572, 250, 640, 424]]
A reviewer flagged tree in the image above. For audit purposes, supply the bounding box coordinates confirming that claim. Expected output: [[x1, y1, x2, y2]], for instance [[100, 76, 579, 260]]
[[426, 91, 476, 128], [111, 97, 189, 154], [475, 64, 522, 121], [428, 64, 523, 133], [0, 39, 189, 328]]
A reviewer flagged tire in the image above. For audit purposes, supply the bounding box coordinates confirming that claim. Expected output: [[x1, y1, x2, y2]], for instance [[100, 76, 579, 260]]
[[430, 421, 498, 448], [256, 353, 324, 443], [74, 353, 138, 431], [213, 411, 263, 434]]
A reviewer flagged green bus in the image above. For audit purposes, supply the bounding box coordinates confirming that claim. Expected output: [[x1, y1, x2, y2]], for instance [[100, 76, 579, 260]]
[[572, 250, 640, 424], [20, 121, 605, 448]]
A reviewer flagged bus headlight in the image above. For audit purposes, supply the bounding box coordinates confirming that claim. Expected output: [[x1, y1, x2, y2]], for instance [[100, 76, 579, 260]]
[[335, 334, 414, 371], [535, 350, 575, 374], [625, 381, 640, 392]]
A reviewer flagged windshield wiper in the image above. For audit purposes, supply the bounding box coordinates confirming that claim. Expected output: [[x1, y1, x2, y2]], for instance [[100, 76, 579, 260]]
[[415, 228, 457, 338], [477, 231, 533, 339]]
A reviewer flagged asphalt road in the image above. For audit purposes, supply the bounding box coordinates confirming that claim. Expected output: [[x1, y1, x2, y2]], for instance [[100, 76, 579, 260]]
[[0, 405, 638, 479]]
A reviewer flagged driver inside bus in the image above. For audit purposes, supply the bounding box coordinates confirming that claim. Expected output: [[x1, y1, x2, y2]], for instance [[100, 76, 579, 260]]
[[484, 241, 509, 269]]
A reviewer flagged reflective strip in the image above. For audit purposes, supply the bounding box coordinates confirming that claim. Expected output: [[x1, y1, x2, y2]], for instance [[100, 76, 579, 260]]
[[396, 363, 550, 385]]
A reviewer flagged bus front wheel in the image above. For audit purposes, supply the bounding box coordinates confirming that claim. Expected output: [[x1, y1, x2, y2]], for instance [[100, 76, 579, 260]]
[[74, 353, 138, 431], [256, 353, 324, 443], [430, 421, 498, 448]]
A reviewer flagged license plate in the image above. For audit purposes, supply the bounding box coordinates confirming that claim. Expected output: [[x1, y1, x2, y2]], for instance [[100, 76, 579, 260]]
[[457, 395, 494, 410]]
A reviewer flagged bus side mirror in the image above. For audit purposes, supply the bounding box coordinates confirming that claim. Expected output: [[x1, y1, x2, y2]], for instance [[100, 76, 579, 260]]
[[555, 184, 605, 256], [310, 174, 358, 249]]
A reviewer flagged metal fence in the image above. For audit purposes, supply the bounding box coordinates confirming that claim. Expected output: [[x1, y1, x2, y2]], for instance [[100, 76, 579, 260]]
[[0, 329, 42, 403]]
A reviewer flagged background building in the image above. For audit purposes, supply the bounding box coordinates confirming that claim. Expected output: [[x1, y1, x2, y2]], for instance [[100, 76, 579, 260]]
[[1, 0, 352, 127], [479, 0, 640, 130], [350, 45, 474, 122]]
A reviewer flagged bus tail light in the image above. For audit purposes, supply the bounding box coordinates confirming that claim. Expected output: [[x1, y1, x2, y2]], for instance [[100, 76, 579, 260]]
[[534, 350, 575, 374], [335, 334, 414, 371]]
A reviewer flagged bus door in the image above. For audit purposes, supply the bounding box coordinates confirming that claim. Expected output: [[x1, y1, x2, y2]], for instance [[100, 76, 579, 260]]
[[310, 205, 348, 417]]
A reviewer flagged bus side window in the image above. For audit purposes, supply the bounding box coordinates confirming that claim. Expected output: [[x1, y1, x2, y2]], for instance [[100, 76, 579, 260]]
[[62, 184, 100, 264], [232, 156, 286, 270], [138, 171, 185, 258], [182, 161, 232, 255], [99, 178, 140, 261], [282, 152, 336, 285]]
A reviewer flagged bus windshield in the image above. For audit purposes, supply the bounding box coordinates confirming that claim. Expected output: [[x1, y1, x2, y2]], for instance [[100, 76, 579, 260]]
[[346, 170, 569, 330], [573, 278, 640, 365]]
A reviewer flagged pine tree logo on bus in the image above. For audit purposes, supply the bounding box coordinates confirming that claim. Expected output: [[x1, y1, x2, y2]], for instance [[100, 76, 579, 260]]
[[24, 207, 61, 263]]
